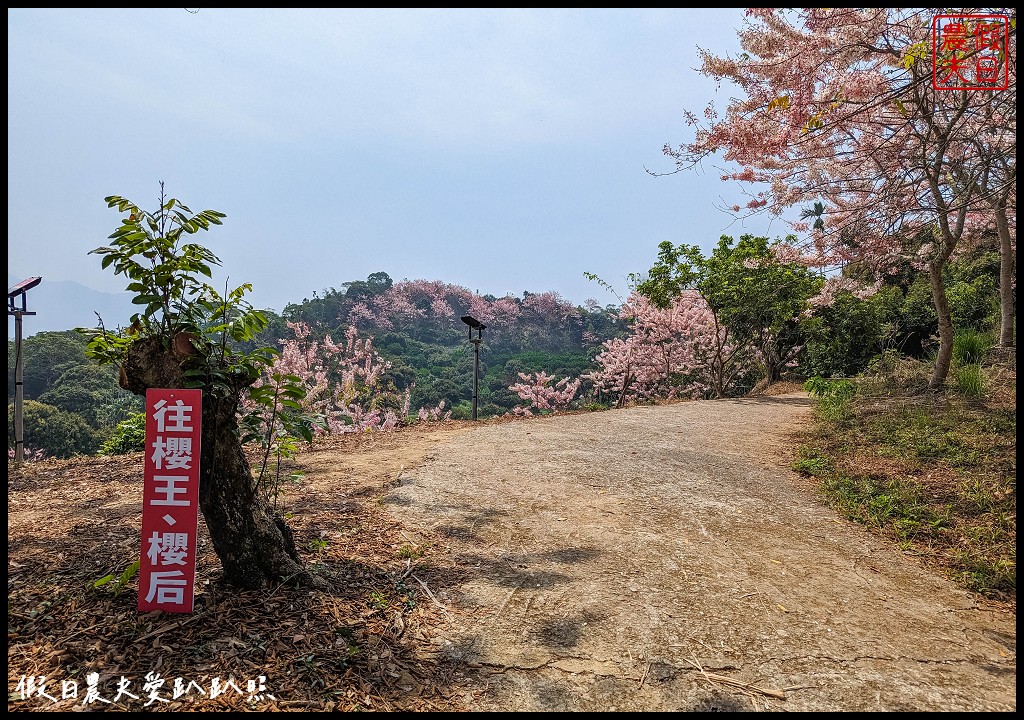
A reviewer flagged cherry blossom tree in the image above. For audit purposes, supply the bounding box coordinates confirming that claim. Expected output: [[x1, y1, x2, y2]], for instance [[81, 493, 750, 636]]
[[509, 371, 582, 415], [245, 321, 410, 439], [636, 235, 819, 384], [587, 291, 751, 404], [662, 8, 1016, 386], [417, 399, 452, 423]]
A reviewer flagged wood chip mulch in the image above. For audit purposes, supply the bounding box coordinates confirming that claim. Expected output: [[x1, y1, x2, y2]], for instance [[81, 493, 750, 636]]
[[8, 426, 490, 713]]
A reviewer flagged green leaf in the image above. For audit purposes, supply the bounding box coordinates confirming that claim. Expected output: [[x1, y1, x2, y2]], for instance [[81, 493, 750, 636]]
[[118, 559, 141, 586]]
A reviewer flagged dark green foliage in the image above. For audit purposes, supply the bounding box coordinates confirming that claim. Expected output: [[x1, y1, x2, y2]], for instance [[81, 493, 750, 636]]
[[345, 271, 394, 301], [8, 330, 143, 458], [801, 292, 886, 378], [448, 400, 474, 420], [37, 364, 142, 427], [7, 330, 92, 400], [874, 249, 999, 357], [503, 350, 594, 378], [947, 276, 999, 332], [8, 400, 98, 458], [99, 411, 148, 455], [948, 250, 1001, 333], [898, 275, 941, 355]]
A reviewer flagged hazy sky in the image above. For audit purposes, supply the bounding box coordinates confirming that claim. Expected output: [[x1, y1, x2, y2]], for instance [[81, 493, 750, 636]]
[[8, 7, 790, 316]]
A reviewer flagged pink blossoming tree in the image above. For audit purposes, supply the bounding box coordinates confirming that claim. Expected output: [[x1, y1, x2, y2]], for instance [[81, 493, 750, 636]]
[[662, 8, 1016, 386], [587, 291, 752, 405], [240, 320, 421, 477], [509, 371, 582, 416]]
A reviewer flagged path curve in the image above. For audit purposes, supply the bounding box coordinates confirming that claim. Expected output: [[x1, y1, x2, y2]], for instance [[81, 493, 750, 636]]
[[383, 393, 1015, 712]]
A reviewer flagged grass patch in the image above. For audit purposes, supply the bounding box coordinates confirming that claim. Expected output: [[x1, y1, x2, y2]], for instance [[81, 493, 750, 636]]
[[952, 328, 993, 366], [794, 380, 1016, 602], [954, 364, 985, 397], [860, 403, 1015, 470]]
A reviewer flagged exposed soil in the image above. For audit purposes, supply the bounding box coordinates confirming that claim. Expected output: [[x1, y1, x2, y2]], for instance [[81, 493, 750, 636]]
[[380, 392, 1016, 712], [7, 391, 1016, 712]]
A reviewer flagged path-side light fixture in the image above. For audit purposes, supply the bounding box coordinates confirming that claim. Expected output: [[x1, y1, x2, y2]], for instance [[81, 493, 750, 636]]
[[461, 315, 486, 420], [8, 277, 42, 464]]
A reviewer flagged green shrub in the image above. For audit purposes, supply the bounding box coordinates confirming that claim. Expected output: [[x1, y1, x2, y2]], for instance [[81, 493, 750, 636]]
[[804, 377, 857, 424], [804, 377, 857, 401], [99, 412, 147, 455], [800, 292, 885, 378], [946, 275, 999, 332], [952, 328, 993, 366]]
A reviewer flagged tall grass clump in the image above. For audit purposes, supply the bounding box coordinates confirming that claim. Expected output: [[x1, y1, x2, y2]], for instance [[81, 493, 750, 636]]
[[952, 328, 993, 366], [804, 376, 857, 424], [954, 364, 986, 397]]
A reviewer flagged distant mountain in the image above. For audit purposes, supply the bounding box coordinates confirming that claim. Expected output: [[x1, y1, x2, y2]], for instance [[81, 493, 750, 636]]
[[6, 276, 135, 338]]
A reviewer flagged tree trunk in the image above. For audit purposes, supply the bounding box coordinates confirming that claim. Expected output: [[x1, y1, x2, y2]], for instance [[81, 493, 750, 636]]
[[928, 263, 954, 388], [198, 391, 311, 589], [711, 313, 726, 399], [617, 363, 632, 409], [994, 202, 1015, 347], [122, 336, 319, 590], [761, 337, 782, 385]]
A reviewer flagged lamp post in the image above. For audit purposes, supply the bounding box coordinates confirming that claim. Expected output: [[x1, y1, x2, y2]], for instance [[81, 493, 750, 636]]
[[460, 315, 485, 420], [8, 277, 41, 464]]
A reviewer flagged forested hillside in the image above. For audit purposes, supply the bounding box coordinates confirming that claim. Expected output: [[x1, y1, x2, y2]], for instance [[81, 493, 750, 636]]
[[8, 271, 626, 457], [9, 239, 1004, 461], [275, 273, 625, 418]]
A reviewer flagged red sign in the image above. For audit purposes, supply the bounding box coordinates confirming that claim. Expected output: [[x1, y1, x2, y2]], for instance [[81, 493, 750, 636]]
[[138, 389, 202, 613], [932, 14, 1009, 91]]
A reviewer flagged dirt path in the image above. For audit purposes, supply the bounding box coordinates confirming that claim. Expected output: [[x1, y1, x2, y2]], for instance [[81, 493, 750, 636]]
[[378, 393, 1016, 712]]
